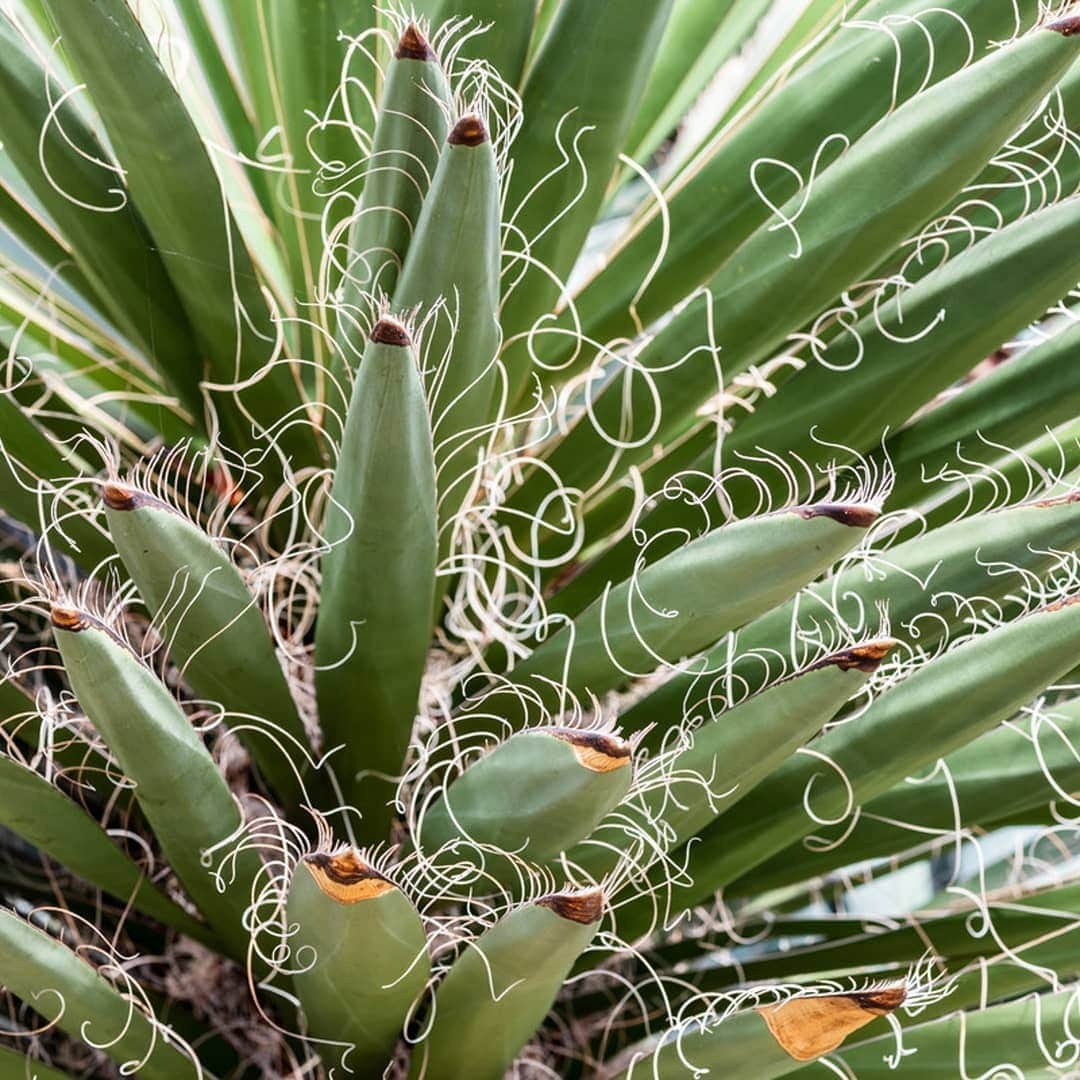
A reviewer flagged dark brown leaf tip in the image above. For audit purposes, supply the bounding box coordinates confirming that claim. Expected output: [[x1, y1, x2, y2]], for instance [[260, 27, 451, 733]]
[[849, 986, 907, 1014], [370, 317, 411, 347], [396, 22, 436, 60], [537, 887, 604, 925], [548, 728, 632, 773], [101, 482, 141, 511], [100, 481, 177, 515], [817, 638, 897, 673], [50, 606, 87, 632], [797, 502, 880, 528], [303, 849, 394, 904], [1047, 13, 1080, 35], [448, 113, 488, 147]]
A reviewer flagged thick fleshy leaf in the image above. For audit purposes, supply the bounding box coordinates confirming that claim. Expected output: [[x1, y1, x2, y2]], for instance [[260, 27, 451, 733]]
[[0, 752, 213, 944], [286, 848, 430, 1074], [715, 195, 1080, 515], [331, 23, 452, 394], [716, 880, 1080, 988], [622, 493, 1080, 729], [500, 0, 674, 403], [0, 907, 206, 1079], [459, 501, 878, 739], [610, 986, 906, 1079], [0, 1045, 72, 1079], [0, 15, 199, 417], [392, 112, 502, 615], [45, 0, 319, 468], [231, 0, 375, 333], [51, 608, 262, 959], [316, 319, 437, 835], [797, 988, 1080, 1079], [171, 0, 275, 218], [409, 889, 603, 1080], [419, 727, 633, 867], [884, 320, 1080, 512], [0, 387, 110, 567], [621, 0, 753, 166], [664, 0, 856, 173], [540, 0, 1038, 383], [659, 595, 1080, 920], [737, 695, 1080, 895], [103, 484, 315, 808], [0, 177, 96, 311], [564, 640, 893, 883], [511, 22, 1079, 513]]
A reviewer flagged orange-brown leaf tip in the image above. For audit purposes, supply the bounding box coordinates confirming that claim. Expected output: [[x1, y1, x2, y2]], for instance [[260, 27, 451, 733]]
[[1047, 13, 1080, 35], [757, 986, 906, 1061], [302, 850, 395, 904], [370, 317, 411, 347], [537, 887, 604, 925], [548, 728, 631, 772], [50, 607, 86, 632], [797, 502, 880, 528], [396, 22, 436, 59], [816, 638, 897, 673], [101, 482, 138, 511], [448, 113, 488, 147]]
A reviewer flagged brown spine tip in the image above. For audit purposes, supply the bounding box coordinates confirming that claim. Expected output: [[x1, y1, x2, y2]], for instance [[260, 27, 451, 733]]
[[50, 607, 87, 632], [448, 113, 488, 147], [396, 22, 436, 59], [547, 728, 631, 773], [757, 985, 906, 1062], [101, 482, 139, 511], [815, 638, 897, 674], [395, 21, 436, 59], [849, 986, 907, 1014], [370, 317, 411, 347], [100, 482, 177, 516], [303, 850, 395, 904], [1047, 14, 1080, 35], [537, 887, 604, 925], [797, 502, 880, 528]]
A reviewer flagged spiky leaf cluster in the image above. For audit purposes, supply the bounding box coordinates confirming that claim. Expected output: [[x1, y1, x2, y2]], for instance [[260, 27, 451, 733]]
[[0, 2, 1077, 1078]]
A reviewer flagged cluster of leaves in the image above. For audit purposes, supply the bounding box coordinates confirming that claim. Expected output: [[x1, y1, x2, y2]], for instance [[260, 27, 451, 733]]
[[0, 0, 1077, 1078]]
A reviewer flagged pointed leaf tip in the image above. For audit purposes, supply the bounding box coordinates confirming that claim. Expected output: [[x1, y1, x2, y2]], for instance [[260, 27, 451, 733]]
[[370, 317, 412, 347], [396, 21, 436, 60], [303, 850, 395, 904], [813, 638, 898, 673], [101, 481, 175, 515], [548, 727, 632, 772], [50, 606, 86, 632], [537, 888, 605, 924], [448, 114, 489, 147], [101, 482, 139, 511], [1046, 13, 1080, 35], [757, 985, 906, 1061], [797, 502, 880, 528]]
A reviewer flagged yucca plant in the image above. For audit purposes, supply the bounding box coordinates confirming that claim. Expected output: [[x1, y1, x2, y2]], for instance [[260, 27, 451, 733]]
[[0, 0, 1079, 1076]]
